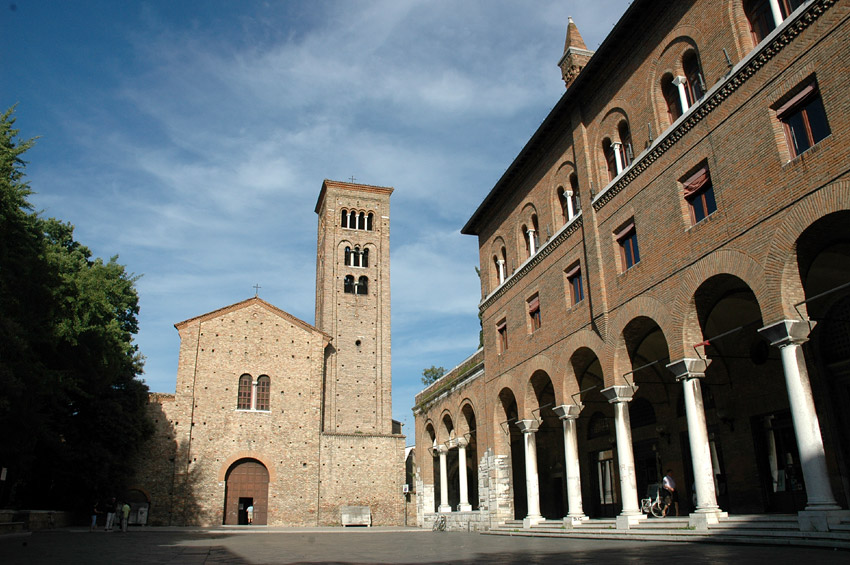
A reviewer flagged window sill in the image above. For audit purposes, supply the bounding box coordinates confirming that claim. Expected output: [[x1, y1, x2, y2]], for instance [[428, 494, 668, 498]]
[[781, 135, 831, 169], [235, 409, 271, 414]]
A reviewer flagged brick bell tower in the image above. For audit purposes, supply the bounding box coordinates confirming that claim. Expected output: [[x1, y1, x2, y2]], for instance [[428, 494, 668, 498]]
[[314, 180, 393, 435]]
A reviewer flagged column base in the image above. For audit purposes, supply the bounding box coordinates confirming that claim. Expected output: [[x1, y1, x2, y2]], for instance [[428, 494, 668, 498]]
[[522, 514, 543, 528], [438, 505, 452, 513], [615, 512, 646, 530], [688, 510, 727, 530], [457, 503, 472, 512], [563, 514, 588, 528], [798, 509, 850, 532]]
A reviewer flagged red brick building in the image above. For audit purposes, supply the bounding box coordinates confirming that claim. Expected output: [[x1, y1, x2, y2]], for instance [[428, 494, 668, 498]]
[[414, 0, 850, 532], [133, 180, 405, 526]]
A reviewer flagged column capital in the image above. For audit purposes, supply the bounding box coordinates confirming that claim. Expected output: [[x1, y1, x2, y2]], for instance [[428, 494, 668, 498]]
[[672, 75, 687, 86], [666, 358, 711, 381], [516, 419, 540, 434], [433, 444, 448, 455], [456, 437, 468, 448], [600, 385, 637, 404], [553, 403, 584, 420], [758, 319, 814, 347], [611, 141, 622, 148]]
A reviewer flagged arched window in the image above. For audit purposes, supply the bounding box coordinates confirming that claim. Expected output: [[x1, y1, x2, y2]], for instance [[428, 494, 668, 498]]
[[344, 246, 351, 266], [367, 212, 374, 231], [358, 212, 365, 230], [352, 246, 361, 267], [531, 215, 540, 251], [362, 248, 369, 268], [341, 210, 348, 228], [557, 187, 569, 224], [357, 276, 368, 295], [256, 375, 270, 411], [344, 275, 355, 294], [602, 138, 618, 182], [493, 255, 501, 285], [662, 72, 682, 124], [521, 224, 531, 259], [237, 374, 252, 410], [349, 210, 357, 229], [618, 120, 633, 167], [569, 173, 581, 215], [744, 0, 803, 44], [683, 52, 705, 107]]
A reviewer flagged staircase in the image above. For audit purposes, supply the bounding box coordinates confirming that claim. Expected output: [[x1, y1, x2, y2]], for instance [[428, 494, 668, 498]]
[[486, 514, 850, 549]]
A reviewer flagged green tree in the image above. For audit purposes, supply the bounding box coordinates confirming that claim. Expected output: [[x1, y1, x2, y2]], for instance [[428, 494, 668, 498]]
[[0, 107, 151, 511], [421, 365, 446, 386]]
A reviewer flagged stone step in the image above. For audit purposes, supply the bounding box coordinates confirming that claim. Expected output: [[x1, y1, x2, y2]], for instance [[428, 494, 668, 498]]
[[718, 514, 799, 523], [710, 521, 800, 530]]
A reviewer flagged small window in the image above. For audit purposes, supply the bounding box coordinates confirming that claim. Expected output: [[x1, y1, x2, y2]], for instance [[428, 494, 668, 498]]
[[569, 174, 581, 216], [344, 275, 355, 294], [557, 187, 569, 225], [357, 276, 368, 295], [352, 246, 361, 267], [682, 164, 717, 224], [358, 212, 365, 230], [616, 220, 640, 271], [565, 262, 583, 306], [367, 212, 374, 231], [341, 210, 348, 228], [683, 52, 705, 107], [777, 82, 830, 158], [362, 248, 369, 268], [528, 294, 541, 333], [602, 138, 618, 182], [662, 73, 682, 123], [349, 210, 357, 229], [618, 121, 633, 167], [345, 246, 352, 266], [497, 319, 508, 353], [256, 375, 270, 411], [745, 0, 804, 44], [237, 374, 252, 410]]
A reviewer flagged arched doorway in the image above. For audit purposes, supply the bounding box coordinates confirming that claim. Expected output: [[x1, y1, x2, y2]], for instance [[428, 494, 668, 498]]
[[694, 274, 795, 513], [498, 387, 525, 519], [528, 370, 566, 519], [460, 403, 479, 510], [621, 317, 676, 512], [796, 211, 850, 507], [223, 459, 269, 525], [572, 347, 617, 517]]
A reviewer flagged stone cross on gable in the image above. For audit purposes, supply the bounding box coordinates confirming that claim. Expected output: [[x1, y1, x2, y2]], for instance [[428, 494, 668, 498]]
[[253, 284, 261, 297]]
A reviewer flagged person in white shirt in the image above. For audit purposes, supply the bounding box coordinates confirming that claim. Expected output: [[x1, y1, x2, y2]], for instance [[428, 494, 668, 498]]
[[662, 469, 679, 516]]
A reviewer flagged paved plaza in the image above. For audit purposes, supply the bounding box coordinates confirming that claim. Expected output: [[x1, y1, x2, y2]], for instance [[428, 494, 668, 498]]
[[1, 527, 848, 564]]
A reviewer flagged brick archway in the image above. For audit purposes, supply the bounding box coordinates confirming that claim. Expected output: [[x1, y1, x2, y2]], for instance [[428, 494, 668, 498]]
[[223, 459, 269, 525]]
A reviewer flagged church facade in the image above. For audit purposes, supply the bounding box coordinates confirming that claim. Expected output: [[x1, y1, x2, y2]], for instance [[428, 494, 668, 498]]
[[414, 0, 850, 533], [134, 180, 405, 526]]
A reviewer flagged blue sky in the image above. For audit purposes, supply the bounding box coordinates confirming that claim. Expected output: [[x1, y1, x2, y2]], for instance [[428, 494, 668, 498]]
[[3, 0, 630, 436]]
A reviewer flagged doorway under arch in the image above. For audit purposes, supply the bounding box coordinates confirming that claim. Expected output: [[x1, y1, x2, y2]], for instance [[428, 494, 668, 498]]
[[223, 458, 269, 525]]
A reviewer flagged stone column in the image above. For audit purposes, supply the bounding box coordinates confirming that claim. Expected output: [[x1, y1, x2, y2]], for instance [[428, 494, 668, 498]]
[[565, 192, 575, 221], [758, 320, 848, 530], [516, 419, 542, 526], [673, 76, 689, 113], [768, 0, 784, 28], [600, 385, 644, 528], [497, 259, 506, 284], [457, 438, 472, 512], [667, 358, 725, 529], [527, 229, 537, 256], [436, 445, 452, 513], [611, 141, 624, 175], [553, 404, 587, 524]]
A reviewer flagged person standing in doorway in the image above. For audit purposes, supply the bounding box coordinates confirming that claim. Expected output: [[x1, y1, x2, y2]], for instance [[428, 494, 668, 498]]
[[663, 469, 680, 516], [247, 505, 254, 524]]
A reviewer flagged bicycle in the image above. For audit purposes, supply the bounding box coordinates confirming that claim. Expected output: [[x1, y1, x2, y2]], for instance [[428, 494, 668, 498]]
[[640, 484, 671, 518], [431, 514, 447, 531]]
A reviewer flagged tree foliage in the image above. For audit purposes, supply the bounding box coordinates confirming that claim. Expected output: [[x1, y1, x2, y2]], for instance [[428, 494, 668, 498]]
[[421, 365, 446, 386], [0, 107, 151, 511]]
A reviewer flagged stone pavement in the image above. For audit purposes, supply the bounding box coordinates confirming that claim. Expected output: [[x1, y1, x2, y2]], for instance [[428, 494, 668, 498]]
[[1, 526, 848, 564]]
